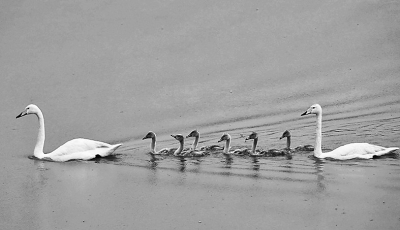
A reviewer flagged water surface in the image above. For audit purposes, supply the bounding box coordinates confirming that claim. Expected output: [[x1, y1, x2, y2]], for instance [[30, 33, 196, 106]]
[[1, 0, 399, 229]]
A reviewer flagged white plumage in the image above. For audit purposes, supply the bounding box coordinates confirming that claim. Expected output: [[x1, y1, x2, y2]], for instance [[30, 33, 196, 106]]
[[301, 104, 398, 160], [16, 104, 122, 162]]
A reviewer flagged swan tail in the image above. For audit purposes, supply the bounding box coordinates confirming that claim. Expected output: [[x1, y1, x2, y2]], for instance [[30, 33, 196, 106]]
[[96, 143, 122, 157], [374, 147, 399, 156], [353, 147, 399, 160], [106, 143, 123, 156]]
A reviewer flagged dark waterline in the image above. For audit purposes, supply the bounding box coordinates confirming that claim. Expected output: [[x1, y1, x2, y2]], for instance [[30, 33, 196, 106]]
[[1, 0, 400, 229]]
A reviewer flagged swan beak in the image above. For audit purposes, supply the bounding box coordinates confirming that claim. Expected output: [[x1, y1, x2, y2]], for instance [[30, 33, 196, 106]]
[[217, 139, 223, 143], [279, 136, 284, 139], [16, 110, 27, 119], [301, 110, 309, 116], [171, 135, 176, 139]]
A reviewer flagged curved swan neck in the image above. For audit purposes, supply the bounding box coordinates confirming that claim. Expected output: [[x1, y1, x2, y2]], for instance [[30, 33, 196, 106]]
[[252, 137, 258, 153], [192, 135, 199, 150], [314, 112, 323, 157], [34, 111, 45, 158], [174, 140, 184, 155], [286, 136, 291, 149], [150, 136, 156, 152], [224, 138, 231, 154]]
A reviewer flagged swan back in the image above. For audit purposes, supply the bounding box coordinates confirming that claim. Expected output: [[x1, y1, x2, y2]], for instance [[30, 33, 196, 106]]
[[49, 138, 113, 156], [50, 143, 122, 161], [325, 143, 398, 159]]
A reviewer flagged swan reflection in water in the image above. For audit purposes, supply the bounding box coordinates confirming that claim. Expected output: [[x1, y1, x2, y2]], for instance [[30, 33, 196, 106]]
[[313, 157, 326, 193], [177, 157, 187, 172]]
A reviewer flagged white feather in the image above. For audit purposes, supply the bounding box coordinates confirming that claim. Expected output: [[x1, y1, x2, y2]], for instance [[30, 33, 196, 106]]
[[17, 104, 122, 162], [301, 104, 398, 160]]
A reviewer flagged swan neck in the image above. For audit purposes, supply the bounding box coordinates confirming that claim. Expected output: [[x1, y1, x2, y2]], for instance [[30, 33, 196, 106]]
[[224, 139, 231, 154], [150, 137, 156, 152], [252, 137, 258, 153], [314, 113, 323, 157], [34, 111, 45, 158], [192, 135, 199, 150], [175, 140, 184, 155], [286, 136, 291, 149]]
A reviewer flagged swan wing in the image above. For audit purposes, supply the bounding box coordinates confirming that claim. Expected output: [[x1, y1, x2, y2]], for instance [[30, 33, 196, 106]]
[[325, 143, 398, 159], [48, 138, 112, 157], [49, 143, 122, 162]]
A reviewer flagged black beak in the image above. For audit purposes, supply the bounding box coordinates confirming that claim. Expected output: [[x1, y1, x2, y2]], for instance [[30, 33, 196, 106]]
[[301, 111, 308, 116], [16, 112, 24, 119], [279, 136, 284, 140], [142, 136, 147, 140]]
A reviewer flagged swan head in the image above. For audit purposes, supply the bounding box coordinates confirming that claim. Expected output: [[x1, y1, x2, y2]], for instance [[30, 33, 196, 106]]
[[142, 131, 156, 140], [218, 133, 231, 142], [186, 130, 199, 138], [301, 104, 322, 116], [245, 132, 258, 141], [16, 104, 40, 118], [171, 134, 184, 142], [280, 130, 291, 139]]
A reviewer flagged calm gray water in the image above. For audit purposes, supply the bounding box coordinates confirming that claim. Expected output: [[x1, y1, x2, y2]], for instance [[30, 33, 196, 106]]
[[1, 0, 400, 229]]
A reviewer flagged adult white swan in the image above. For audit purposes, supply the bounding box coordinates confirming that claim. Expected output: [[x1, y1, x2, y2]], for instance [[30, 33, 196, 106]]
[[16, 104, 122, 162], [301, 104, 398, 160]]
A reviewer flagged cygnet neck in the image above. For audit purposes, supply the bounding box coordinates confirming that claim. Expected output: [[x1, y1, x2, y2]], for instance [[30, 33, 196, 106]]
[[286, 135, 291, 149], [174, 139, 184, 155], [223, 138, 231, 154], [150, 136, 156, 153], [251, 137, 258, 154], [192, 134, 199, 150]]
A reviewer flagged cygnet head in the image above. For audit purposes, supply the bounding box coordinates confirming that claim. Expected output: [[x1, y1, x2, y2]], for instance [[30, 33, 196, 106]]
[[301, 104, 322, 116], [245, 132, 258, 141], [218, 133, 231, 142], [186, 130, 199, 138], [16, 104, 40, 118], [142, 131, 156, 140], [280, 130, 291, 139], [171, 134, 184, 142]]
